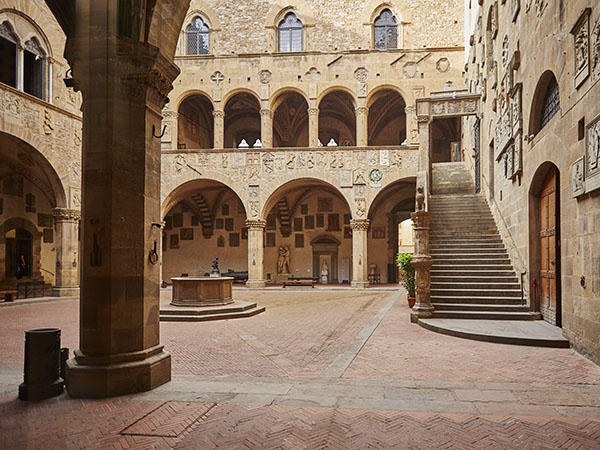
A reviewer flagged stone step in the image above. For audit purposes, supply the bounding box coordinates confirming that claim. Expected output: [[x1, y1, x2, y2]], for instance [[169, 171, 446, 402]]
[[430, 238, 504, 244], [431, 288, 522, 298], [431, 269, 517, 277], [430, 248, 507, 254], [431, 264, 515, 272], [432, 303, 531, 312], [160, 306, 266, 322], [430, 311, 541, 321], [431, 295, 523, 305], [432, 258, 512, 265], [430, 253, 509, 260], [160, 302, 258, 316], [431, 275, 519, 283], [431, 282, 521, 290]]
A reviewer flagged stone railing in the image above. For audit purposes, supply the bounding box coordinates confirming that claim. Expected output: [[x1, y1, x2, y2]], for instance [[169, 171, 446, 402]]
[[410, 170, 434, 322]]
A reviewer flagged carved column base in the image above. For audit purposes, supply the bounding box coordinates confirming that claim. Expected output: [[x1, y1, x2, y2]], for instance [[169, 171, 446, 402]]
[[410, 254, 434, 322], [66, 345, 171, 399], [52, 286, 80, 297], [351, 280, 369, 289], [246, 280, 266, 289]]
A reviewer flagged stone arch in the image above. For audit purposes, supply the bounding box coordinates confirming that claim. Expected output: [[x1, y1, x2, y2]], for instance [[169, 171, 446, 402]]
[[0, 130, 68, 208], [222, 87, 261, 108], [224, 90, 261, 148], [269, 86, 310, 110], [0, 217, 43, 281], [367, 177, 416, 219], [162, 176, 248, 218], [183, 3, 221, 31], [317, 85, 357, 107], [177, 92, 214, 149], [366, 84, 409, 107], [174, 89, 214, 112], [366, 85, 407, 146], [261, 177, 353, 221], [361, 0, 411, 25], [146, 1, 193, 61], [0, 8, 57, 57], [318, 88, 357, 146], [265, 0, 316, 30], [271, 89, 310, 147], [529, 70, 560, 136]]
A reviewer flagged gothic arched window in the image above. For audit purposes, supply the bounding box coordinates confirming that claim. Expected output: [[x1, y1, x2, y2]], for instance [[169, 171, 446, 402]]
[[540, 76, 560, 130], [374, 9, 398, 50], [278, 12, 303, 52], [24, 38, 45, 100], [186, 16, 209, 55], [0, 22, 19, 89]]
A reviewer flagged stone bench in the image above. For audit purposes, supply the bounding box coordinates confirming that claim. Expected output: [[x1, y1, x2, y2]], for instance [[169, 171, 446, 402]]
[[0, 290, 18, 302], [282, 280, 315, 288]]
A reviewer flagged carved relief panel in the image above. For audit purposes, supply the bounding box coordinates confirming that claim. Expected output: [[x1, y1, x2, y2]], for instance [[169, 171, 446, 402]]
[[571, 9, 591, 89], [593, 16, 600, 81], [585, 114, 600, 193]]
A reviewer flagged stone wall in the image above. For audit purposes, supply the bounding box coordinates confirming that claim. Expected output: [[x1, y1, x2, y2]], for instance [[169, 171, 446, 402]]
[[180, 0, 463, 56], [464, 0, 600, 363]]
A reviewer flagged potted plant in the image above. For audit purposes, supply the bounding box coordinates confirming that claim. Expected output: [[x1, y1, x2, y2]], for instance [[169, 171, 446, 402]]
[[396, 252, 416, 308]]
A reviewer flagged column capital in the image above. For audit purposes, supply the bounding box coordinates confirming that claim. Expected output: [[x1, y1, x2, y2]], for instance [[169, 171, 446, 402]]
[[212, 109, 225, 118], [52, 208, 81, 222], [260, 108, 273, 118], [350, 219, 370, 230], [162, 110, 179, 119], [308, 107, 319, 116], [246, 219, 266, 230], [355, 106, 369, 116]]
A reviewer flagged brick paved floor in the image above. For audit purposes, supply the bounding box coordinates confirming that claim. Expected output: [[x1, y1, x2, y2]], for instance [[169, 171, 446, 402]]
[[1, 289, 600, 448]]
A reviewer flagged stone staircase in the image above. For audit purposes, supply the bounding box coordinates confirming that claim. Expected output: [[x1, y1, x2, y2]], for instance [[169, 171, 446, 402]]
[[428, 162, 540, 321], [160, 300, 265, 322]]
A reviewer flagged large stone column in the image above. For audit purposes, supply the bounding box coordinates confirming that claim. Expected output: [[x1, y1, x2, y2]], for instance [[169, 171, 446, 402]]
[[246, 219, 266, 288], [65, 19, 178, 397], [410, 210, 434, 322], [350, 219, 369, 288], [308, 107, 319, 147], [355, 106, 368, 147], [213, 109, 224, 148], [260, 108, 273, 148], [52, 208, 80, 297]]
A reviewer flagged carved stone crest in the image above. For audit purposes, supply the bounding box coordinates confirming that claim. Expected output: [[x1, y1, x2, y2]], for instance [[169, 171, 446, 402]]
[[403, 62, 419, 79], [258, 69, 272, 84], [354, 67, 369, 82], [210, 71, 225, 85], [585, 114, 600, 193], [571, 157, 585, 198], [501, 35, 509, 68], [436, 58, 451, 73]]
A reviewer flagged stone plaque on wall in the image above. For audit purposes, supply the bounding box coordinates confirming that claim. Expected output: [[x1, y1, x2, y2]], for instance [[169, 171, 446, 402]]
[[585, 114, 600, 193], [327, 214, 340, 231], [173, 213, 183, 228], [300, 204, 308, 215], [180, 228, 194, 240], [294, 218, 303, 231], [295, 234, 304, 248], [191, 216, 199, 227], [266, 232, 276, 247], [225, 218, 234, 231], [229, 233, 240, 247], [38, 213, 53, 228], [572, 157, 585, 197], [316, 214, 324, 228], [43, 228, 53, 243], [216, 218, 224, 229], [305, 215, 314, 229], [318, 197, 333, 212], [164, 216, 173, 230], [571, 8, 591, 89], [170, 234, 179, 249]]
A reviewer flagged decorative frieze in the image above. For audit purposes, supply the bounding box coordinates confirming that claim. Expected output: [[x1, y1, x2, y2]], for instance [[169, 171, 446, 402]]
[[593, 16, 600, 81]]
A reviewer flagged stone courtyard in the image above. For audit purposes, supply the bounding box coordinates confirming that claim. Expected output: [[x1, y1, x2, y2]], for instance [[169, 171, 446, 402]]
[[1, 289, 600, 448]]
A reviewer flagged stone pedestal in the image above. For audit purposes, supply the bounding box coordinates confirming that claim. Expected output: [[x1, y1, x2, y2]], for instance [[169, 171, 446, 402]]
[[52, 208, 80, 297], [350, 219, 369, 288], [410, 210, 434, 322], [171, 277, 233, 306], [246, 220, 266, 288]]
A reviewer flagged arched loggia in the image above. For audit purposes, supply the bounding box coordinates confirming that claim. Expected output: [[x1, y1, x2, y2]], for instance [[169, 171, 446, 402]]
[[367, 88, 407, 146], [177, 93, 214, 149], [272, 90, 309, 147], [318, 90, 356, 146], [224, 91, 261, 148]]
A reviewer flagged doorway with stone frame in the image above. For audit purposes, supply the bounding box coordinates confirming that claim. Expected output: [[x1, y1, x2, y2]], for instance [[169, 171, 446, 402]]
[[311, 235, 340, 284]]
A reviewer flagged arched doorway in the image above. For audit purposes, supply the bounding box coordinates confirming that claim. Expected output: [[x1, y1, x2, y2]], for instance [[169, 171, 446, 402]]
[[318, 90, 356, 146], [224, 92, 261, 148], [177, 93, 214, 149], [311, 235, 341, 284], [529, 163, 561, 326], [262, 178, 352, 284], [161, 179, 248, 283], [5, 229, 33, 278], [272, 90, 309, 147], [367, 88, 406, 146]]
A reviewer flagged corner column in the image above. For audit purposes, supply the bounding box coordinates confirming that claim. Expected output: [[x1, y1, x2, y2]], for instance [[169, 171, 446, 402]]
[[355, 106, 368, 147], [213, 109, 224, 148], [410, 210, 434, 322], [350, 219, 369, 288], [260, 108, 273, 148], [65, 26, 178, 397], [246, 219, 266, 288], [308, 107, 319, 147], [52, 208, 80, 297]]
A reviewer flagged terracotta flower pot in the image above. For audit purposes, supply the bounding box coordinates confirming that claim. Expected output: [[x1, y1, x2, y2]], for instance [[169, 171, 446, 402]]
[[407, 297, 416, 308]]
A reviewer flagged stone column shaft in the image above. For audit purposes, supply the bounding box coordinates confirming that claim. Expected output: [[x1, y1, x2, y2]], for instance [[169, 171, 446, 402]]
[[65, 29, 178, 398], [213, 109, 224, 149], [308, 107, 319, 147], [355, 106, 368, 147], [260, 108, 273, 148], [52, 208, 80, 297], [246, 220, 266, 288], [350, 219, 369, 288], [410, 210, 434, 322]]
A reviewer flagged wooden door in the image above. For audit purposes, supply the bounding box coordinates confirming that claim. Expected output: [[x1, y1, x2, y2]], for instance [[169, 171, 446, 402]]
[[539, 169, 559, 320]]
